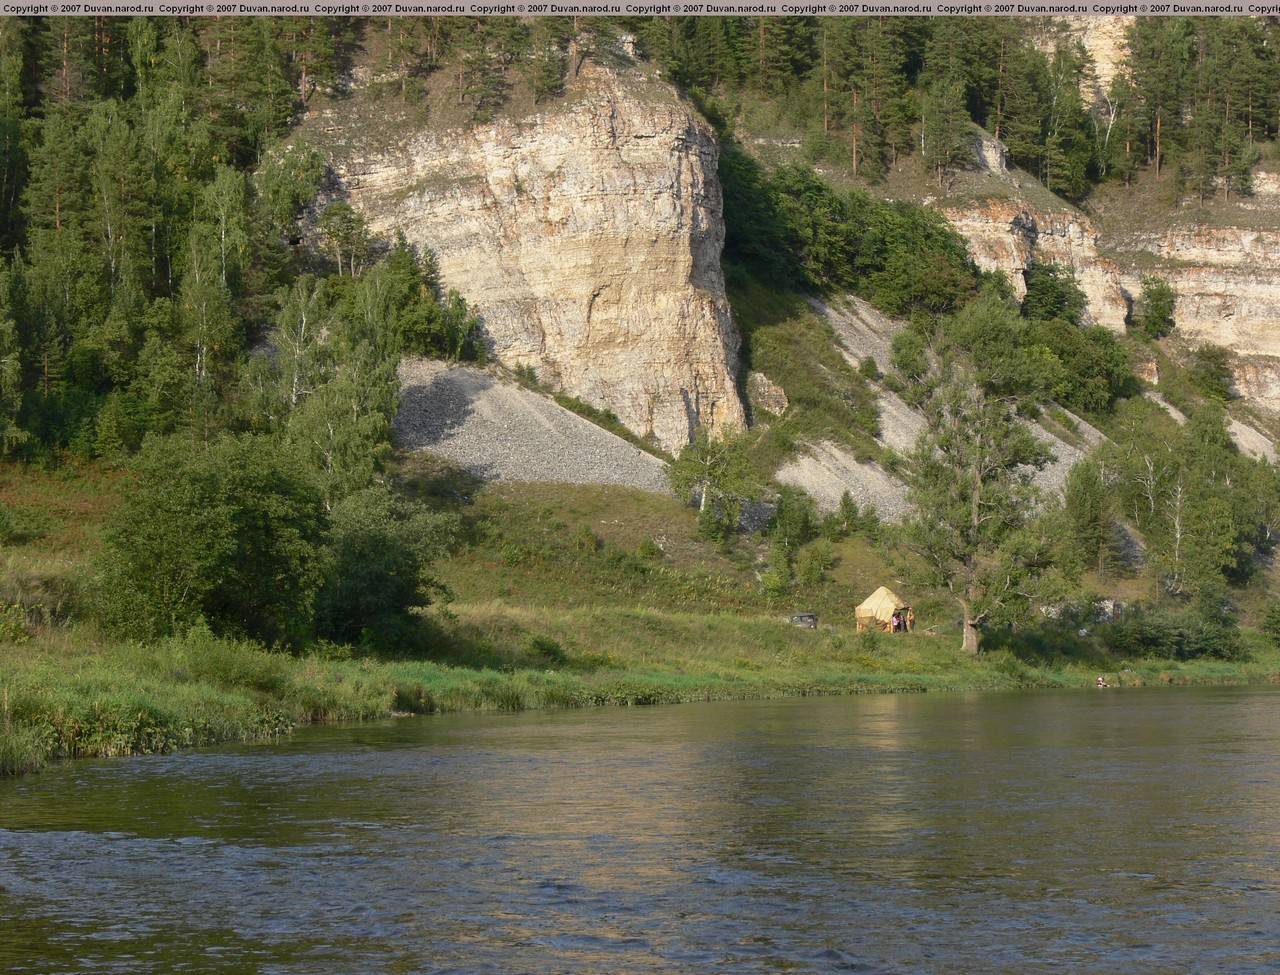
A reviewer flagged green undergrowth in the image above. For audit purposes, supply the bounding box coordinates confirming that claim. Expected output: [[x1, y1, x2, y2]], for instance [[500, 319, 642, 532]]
[[728, 269, 881, 475], [6, 613, 1277, 778]]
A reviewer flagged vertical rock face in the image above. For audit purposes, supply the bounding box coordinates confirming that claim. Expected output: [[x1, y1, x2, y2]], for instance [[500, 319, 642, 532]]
[[310, 65, 745, 452], [1113, 223, 1280, 416], [943, 199, 1129, 330], [1034, 17, 1131, 103], [1120, 227, 1280, 358]]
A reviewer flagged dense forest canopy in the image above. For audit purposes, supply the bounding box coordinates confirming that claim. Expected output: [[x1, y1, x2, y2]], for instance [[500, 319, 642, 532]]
[[1, 14, 1266, 465]]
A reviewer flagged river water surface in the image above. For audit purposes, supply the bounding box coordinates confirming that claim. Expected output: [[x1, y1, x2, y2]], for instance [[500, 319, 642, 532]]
[[3, 686, 1280, 973]]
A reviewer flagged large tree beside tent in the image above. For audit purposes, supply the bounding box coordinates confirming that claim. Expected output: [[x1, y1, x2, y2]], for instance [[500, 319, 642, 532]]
[[902, 372, 1055, 652]]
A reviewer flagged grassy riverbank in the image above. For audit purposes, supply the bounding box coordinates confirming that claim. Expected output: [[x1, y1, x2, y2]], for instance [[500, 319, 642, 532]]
[[4, 611, 1278, 777], [3, 462, 1280, 778]]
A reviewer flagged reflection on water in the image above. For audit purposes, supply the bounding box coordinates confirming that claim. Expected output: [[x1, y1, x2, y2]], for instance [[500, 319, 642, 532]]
[[3, 687, 1280, 973]]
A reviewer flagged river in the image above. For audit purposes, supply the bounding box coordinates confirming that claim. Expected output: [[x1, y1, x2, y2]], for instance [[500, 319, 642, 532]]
[[2, 686, 1279, 973]]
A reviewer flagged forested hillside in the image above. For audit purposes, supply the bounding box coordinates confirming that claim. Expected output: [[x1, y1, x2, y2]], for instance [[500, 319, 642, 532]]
[[1, 15, 1276, 464]]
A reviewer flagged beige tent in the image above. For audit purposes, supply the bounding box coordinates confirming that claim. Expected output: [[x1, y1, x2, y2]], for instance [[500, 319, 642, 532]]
[[856, 586, 910, 632]]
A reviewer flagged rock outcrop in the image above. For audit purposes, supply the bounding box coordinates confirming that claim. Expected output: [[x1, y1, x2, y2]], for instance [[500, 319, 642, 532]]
[[1120, 227, 1280, 360], [306, 64, 744, 453], [1034, 17, 1131, 104], [943, 199, 1129, 331], [1105, 183, 1280, 420]]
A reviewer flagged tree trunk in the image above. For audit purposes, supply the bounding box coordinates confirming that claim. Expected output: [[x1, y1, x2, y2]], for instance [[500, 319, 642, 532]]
[[1154, 111, 1162, 179], [851, 89, 860, 175], [821, 31, 829, 134], [962, 618, 981, 653]]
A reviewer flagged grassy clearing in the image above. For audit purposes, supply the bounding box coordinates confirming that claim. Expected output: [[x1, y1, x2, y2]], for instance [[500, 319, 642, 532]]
[[3, 461, 1279, 778]]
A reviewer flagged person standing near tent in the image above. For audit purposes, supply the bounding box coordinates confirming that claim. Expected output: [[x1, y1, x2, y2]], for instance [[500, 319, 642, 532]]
[[856, 587, 910, 633], [906, 609, 916, 632]]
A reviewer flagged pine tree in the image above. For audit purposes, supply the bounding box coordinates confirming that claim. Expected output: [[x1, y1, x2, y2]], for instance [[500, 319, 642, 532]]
[[999, 44, 1048, 178], [1127, 18, 1193, 179], [281, 17, 337, 105], [0, 262, 26, 454], [1064, 459, 1112, 577], [202, 19, 293, 165], [0, 19, 30, 251], [525, 19, 568, 103], [921, 75, 969, 191], [39, 18, 97, 105], [455, 20, 506, 120], [1041, 43, 1095, 198]]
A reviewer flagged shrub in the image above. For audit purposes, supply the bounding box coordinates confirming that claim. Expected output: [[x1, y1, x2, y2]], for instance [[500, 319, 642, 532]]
[[1135, 276, 1176, 339], [760, 539, 793, 597], [1263, 603, 1280, 648], [97, 434, 328, 645], [528, 635, 567, 666], [795, 540, 835, 587], [0, 724, 48, 777], [1100, 602, 1246, 661], [0, 604, 28, 644], [769, 485, 818, 551], [1022, 263, 1087, 326], [316, 486, 457, 645], [1189, 345, 1234, 402], [636, 537, 664, 561], [572, 526, 601, 555]]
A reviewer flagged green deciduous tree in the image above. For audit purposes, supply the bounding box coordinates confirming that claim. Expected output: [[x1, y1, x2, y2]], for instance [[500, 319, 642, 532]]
[[903, 371, 1053, 652], [668, 426, 757, 539], [316, 484, 457, 643], [99, 433, 327, 644], [1134, 276, 1176, 339]]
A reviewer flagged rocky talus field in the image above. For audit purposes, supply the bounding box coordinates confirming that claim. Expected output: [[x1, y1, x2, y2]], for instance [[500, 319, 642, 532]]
[[394, 359, 669, 493]]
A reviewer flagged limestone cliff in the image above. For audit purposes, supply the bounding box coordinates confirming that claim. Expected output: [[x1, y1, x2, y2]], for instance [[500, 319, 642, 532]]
[[942, 198, 1129, 331], [1098, 171, 1280, 420], [302, 63, 744, 452], [1033, 17, 1131, 104]]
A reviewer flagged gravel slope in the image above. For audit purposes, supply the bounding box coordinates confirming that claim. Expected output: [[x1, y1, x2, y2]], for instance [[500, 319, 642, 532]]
[[775, 441, 910, 521], [394, 360, 671, 493]]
